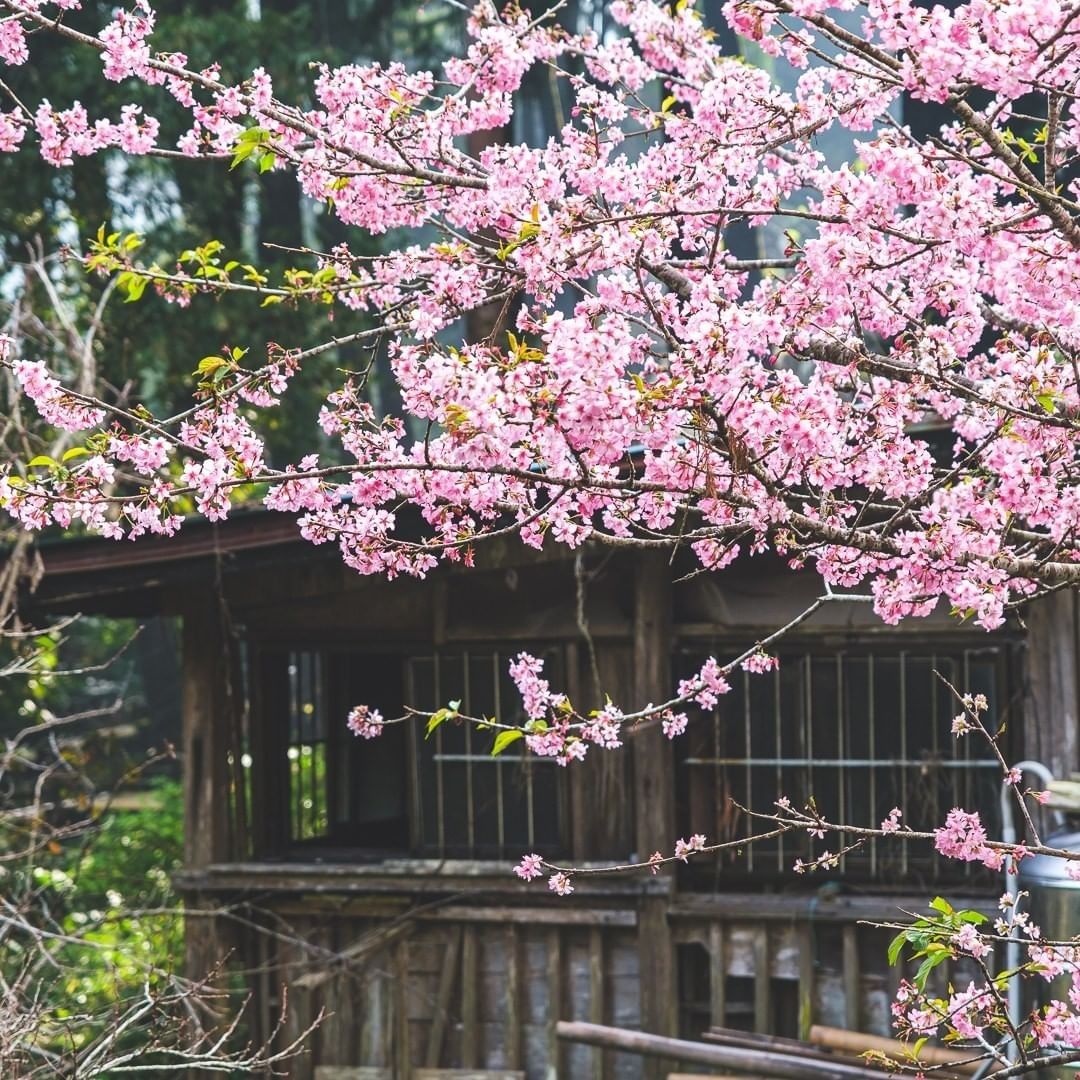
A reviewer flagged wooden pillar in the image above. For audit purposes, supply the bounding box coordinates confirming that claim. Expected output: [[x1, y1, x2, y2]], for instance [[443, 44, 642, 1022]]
[[1023, 591, 1080, 782], [632, 552, 676, 1077], [180, 597, 236, 1061]]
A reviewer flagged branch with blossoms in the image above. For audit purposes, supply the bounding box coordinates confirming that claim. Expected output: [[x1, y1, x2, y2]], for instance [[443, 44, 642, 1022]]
[[507, 677, 1079, 1077], [6, 0, 1080, 613]]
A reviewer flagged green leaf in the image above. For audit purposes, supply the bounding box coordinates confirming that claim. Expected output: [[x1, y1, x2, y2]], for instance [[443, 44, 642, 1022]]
[[61, 447, 90, 462], [122, 274, 148, 303], [912, 1037, 928, 1060], [258, 152, 276, 174], [914, 953, 944, 992], [261, 294, 284, 307], [28, 455, 57, 468], [194, 355, 227, 377], [425, 708, 451, 739], [491, 729, 524, 757], [930, 896, 954, 916], [887, 930, 908, 967]]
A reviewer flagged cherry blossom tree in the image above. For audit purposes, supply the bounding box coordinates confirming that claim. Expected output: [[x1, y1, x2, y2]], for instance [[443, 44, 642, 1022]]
[[2, 0, 1080, 1072]]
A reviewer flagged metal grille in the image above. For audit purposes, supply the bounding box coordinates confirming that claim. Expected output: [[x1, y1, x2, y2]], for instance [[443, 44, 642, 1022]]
[[677, 644, 1011, 879], [408, 648, 566, 858], [285, 650, 329, 842]]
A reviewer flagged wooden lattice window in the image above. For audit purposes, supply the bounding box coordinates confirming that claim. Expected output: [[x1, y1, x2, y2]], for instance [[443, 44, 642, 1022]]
[[676, 642, 1016, 881]]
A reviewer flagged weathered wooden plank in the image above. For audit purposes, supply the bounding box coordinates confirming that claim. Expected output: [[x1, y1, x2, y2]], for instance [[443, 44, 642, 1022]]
[[797, 925, 814, 1041], [588, 928, 605, 1078], [461, 925, 479, 1069], [505, 925, 522, 1070], [753, 928, 771, 1034], [395, 937, 411, 1077], [281, 930, 315, 1080], [709, 923, 726, 1029], [638, 894, 676, 1080], [546, 927, 562, 1079], [843, 924, 860, 1034], [426, 927, 462, 1068]]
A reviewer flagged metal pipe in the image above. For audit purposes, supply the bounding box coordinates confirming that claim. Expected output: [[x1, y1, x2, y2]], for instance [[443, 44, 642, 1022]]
[[999, 760, 1059, 1063]]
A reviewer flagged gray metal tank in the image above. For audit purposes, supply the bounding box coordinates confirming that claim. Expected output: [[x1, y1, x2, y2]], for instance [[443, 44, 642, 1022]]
[[1017, 829, 1080, 1078]]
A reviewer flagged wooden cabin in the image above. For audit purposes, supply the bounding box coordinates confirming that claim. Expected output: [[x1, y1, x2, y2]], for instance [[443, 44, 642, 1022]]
[[27, 512, 1079, 1079]]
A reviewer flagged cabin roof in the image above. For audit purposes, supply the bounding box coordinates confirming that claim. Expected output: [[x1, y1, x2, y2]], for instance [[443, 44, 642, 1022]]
[[22, 508, 316, 616]]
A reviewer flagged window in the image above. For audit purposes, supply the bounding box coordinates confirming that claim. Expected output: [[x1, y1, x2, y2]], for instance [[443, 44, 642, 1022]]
[[676, 642, 1014, 881], [263, 645, 566, 859], [408, 648, 566, 858]]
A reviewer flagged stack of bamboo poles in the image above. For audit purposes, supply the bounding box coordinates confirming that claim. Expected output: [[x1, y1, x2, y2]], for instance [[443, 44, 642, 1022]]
[[557, 1020, 980, 1079]]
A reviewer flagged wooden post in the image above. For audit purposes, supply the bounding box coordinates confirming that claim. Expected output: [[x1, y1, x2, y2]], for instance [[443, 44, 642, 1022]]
[[633, 552, 676, 1080], [180, 596, 235, 1061], [1023, 591, 1080, 780], [633, 552, 675, 856]]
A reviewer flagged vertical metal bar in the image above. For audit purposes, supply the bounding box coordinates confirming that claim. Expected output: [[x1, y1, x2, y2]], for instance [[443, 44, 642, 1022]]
[[775, 664, 783, 872], [805, 654, 813, 820], [289, 652, 299, 841], [962, 650, 972, 881], [900, 652, 908, 877], [744, 668, 753, 873], [463, 651, 475, 852], [494, 651, 505, 853], [435, 651, 445, 855], [406, 660, 423, 853], [714, 668, 722, 859], [313, 652, 322, 837], [868, 654, 877, 877], [837, 652, 845, 871]]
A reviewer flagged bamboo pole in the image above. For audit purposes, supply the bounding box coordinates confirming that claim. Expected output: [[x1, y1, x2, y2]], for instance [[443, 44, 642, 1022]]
[[555, 1021, 892, 1079], [809, 1025, 980, 1074]]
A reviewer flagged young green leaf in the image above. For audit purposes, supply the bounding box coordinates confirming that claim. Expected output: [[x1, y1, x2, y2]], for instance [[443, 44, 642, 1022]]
[[491, 728, 524, 756]]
